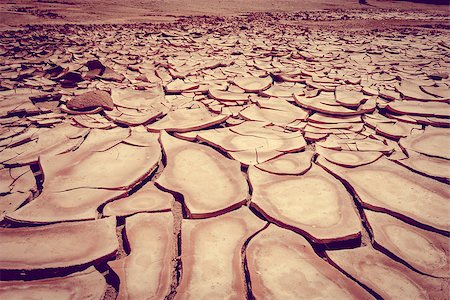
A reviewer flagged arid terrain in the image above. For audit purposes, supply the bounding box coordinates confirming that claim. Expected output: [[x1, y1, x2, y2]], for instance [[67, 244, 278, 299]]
[[0, 0, 449, 299], [0, 0, 449, 28]]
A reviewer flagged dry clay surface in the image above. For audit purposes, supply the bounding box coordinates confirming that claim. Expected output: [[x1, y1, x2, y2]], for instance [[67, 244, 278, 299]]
[[0, 8, 450, 300]]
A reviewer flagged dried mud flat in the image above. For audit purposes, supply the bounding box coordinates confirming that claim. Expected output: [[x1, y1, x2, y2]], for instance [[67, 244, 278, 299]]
[[0, 7, 450, 300]]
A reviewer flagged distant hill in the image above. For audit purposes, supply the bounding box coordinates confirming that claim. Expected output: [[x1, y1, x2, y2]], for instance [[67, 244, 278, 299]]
[[394, 0, 449, 4], [1, 0, 448, 28]]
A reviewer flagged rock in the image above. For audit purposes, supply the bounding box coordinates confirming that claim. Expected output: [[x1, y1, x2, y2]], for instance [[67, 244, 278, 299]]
[[66, 90, 114, 111]]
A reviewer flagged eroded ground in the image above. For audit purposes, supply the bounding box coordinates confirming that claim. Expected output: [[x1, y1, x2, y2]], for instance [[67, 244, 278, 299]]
[[0, 9, 449, 300]]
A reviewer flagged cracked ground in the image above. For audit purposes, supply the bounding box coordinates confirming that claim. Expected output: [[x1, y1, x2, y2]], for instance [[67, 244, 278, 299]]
[[0, 6, 449, 300]]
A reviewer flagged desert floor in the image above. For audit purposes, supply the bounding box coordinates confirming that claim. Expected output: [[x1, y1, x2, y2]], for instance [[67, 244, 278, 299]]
[[0, 1, 449, 299]]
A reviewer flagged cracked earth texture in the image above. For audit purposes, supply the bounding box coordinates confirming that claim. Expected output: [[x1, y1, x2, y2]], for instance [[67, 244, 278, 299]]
[[0, 6, 449, 300]]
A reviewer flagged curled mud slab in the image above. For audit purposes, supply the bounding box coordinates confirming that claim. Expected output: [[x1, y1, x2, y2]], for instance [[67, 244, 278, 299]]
[[394, 152, 450, 182], [365, 210, 449, 278], [386, 101, 450, 118], [6, 130, 161, 224], [400, 127, 450, 160], [197, 122, 306, 165], [249, 164, 362, 243], [36, 130, 160, 191], [107, 88, 167, 126], [316, 146, 383, 167], [1, 123, 88, 166], [108, 213, 174, 299], [232, 76, 272, 93], [6, 188, 127, 224], [239, 104, 308, 125], [0, 218, 118, 271], [326, 246, 449, 299], [254, 150, 313, 175], [0, 267, 107, 300], [147, 107, 228, 133], [103, 183, 172, 217], [176, 207, 266, 299], [247, 224, 373, 299], [156, 131, 248, 218], [317, 156, 450, 233]]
